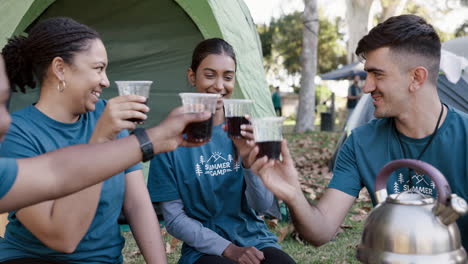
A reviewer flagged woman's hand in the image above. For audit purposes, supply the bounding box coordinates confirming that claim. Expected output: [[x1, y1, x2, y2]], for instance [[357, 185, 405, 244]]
[[226, 115, 256, 168], [222, 243, 264, 264], [90, 95, 149, 143]]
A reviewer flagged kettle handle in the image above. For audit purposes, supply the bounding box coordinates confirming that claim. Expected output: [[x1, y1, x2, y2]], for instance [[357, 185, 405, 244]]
[[374, 159, 452, 205]]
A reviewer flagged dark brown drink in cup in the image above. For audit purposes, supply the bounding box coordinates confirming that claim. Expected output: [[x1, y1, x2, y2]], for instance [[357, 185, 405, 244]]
[[127, 98, 148, 123], [223, 99, 253, 139], [186, 114, 214, 143], [256, 141, 281, 160], [115, 81, 153, 124], [179, 93, 220, 143], [226, 116, 250, 138], [252, 116, 284, 160]]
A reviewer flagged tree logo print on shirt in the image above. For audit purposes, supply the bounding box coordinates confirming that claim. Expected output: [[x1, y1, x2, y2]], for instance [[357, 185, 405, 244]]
[[393, 181, 400, 194], [234, 161, 240, 171], [392, 172, 435, 196], [207, 152, 225, 163], [194, 152, 237, 177], [412, 172, 430, 185], [397, 173, 407, 185], [195, 164, 203, 176]]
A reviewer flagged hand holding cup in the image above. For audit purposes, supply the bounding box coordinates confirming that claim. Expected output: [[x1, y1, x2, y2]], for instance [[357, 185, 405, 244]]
[[115, 81, 153, 124], [179, 93, 220, 143]]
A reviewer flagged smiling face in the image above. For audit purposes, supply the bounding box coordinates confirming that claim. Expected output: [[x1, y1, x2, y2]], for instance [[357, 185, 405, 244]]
[[62, 38, 109, 114], [188, 53, 236, 111], [0, 56, 11, 140], [362, 47, 412, 118]]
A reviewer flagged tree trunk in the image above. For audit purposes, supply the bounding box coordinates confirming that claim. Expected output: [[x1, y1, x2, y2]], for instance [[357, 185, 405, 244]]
[[345, 0, 375, 63], [294, 0, 319, 133], [380, 0, 408, 22]]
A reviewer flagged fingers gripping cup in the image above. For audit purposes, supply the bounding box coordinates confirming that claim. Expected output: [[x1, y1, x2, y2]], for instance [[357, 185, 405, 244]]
[[223, 99, 253, 139], [252, 117, 285, 160], [179, 93, 220, 143], [115, 81, 153, 123]]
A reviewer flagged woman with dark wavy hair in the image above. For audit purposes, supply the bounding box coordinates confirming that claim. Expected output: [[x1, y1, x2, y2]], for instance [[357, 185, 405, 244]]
[[148, 38, 296, 264], [0, 17, 166, 264]]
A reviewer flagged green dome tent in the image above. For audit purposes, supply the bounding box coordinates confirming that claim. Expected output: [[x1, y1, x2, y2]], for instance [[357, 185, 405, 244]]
[[0, 0, 274, 126]]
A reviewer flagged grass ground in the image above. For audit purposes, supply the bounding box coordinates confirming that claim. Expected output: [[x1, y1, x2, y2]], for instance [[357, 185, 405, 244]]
[[122, 130, 372, 263]]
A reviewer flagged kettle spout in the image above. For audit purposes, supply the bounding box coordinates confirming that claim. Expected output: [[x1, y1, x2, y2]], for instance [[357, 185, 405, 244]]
[[434, 194, 468, 225]]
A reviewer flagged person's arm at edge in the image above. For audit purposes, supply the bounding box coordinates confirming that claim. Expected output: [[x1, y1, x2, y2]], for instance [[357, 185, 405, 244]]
[[161, 200, 265, 262], [229, 121, 276, 214], [248, 140, 355, 246], [243, 168, 275, 214], [161, 200, 231, 256], [0, 108, 210, 213], [124, 170, 167, 264], [287, 188, 355, 246]]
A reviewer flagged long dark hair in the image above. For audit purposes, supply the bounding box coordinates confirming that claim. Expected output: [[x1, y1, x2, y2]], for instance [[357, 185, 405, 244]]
[[190, 38, 237, 72], [1, 17, 100, 93], [355, 14, 441, 85]]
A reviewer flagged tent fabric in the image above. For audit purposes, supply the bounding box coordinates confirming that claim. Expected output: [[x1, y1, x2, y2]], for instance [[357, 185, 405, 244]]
[[177, 0, 274, 116], [175, 0, 223, 38], [442, 36, 468, 60], [440, 49, 468, 83], [1, 0, 274, 127], [208, 0, 274, 116], [0, 0, 53, 49], [320, 61, 367, 80], [438, 74, 468, 113]]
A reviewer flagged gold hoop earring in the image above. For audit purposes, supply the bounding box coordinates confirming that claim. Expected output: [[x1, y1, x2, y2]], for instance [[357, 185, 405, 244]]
[[57, 80, 66, 92]]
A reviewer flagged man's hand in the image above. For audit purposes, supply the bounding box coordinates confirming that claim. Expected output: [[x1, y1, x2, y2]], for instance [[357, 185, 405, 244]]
[[248, 140, 302, 204], [147, 107, 211, 154], [222, 243, 264, 264], [90, 95, 149, 143]]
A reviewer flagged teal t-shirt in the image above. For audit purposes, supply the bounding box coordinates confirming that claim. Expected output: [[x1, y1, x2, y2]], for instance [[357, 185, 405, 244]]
[[148, 124, 279, 264], [329, 105, 468, 249], [0, 158, 18, 200], [0, 100, 141, 264]]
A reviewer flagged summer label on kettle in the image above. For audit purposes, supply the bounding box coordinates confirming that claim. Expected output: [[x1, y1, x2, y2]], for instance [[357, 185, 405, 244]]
[[357, 159, 468, 264]]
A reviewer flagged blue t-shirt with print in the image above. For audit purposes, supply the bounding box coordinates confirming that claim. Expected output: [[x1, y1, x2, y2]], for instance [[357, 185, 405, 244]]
[[329, 105, 468, 249], [0, 158, 18, 200], [148, 124, 279, 264], [0, 100, 141, 264]]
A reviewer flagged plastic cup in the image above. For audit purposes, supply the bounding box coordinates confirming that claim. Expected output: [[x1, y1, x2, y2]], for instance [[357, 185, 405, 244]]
[[179, 93, 220, 143], [223, 99, 254, 139], [252, 116, 285, 160], [115, 81, 153, 123]]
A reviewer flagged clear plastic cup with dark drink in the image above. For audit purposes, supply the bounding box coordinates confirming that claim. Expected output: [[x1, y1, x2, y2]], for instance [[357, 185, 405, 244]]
[[115, 81, 153, 123], [252, 117, 285, 160], [179, 93, 220, 143], [223, 99, 253, 139]]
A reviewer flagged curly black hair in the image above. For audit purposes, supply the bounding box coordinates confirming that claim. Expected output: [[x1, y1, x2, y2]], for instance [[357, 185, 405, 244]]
[[1, 17, 100, 93]]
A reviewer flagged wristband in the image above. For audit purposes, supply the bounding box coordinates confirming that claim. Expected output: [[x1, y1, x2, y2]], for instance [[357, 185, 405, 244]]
[[132, 128, 154, 162]]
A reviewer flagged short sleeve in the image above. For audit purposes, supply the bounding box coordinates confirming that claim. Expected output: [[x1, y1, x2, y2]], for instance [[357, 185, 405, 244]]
[[0, 158, 18, 199], [0, 122, 41, 159], [328, 132, 363, 197], [147, 152, 180, 202], [117, 129, 142, 173]]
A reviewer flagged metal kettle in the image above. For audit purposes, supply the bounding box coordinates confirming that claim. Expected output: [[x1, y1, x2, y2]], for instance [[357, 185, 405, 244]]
[[357, 159, 468, 263]]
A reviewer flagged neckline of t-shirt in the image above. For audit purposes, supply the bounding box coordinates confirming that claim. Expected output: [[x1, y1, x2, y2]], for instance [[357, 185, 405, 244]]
[[29, 104, 84, 129], [395, 105, 454, 144], [212, 122, 226, 135]]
